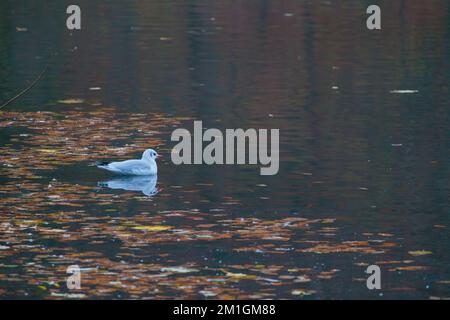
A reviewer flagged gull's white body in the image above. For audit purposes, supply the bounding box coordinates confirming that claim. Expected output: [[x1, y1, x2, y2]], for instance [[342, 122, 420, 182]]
[[97, 149, 159, 176]]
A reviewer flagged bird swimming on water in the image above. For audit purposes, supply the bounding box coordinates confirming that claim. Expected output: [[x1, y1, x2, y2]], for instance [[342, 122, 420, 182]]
[[96, 148, 160, 175]]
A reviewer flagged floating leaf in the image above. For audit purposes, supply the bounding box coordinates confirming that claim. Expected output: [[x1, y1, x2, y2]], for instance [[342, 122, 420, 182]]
[[390, 90, 418, 94], [133, 225, 172, 232], [161, 266, 198, 273], [37, 149, 58, 153], [408, 250, 432, 256], [220, 269, 257, 279], [57, 99, 85, 104], [200, 290, 217, 297], [389, 266, 430, 272], [291, 289, 316, 296], [51, 293, 86, 298]]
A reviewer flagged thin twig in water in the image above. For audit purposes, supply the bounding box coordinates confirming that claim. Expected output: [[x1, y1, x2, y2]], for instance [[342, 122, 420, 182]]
[[0, 64, 49, 109]]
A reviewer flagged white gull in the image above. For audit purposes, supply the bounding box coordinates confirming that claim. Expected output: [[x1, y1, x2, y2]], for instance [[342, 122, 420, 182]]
[[96, 149, 160, 175]]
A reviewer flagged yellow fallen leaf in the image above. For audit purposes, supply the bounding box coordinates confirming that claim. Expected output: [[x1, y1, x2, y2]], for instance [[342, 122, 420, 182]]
[[16, 219, 44, 225], [133, 225, 172, 232], [408, 250, 432, 256], [57, 99, 85, 104], [38, 149, 57, 153], [228, 273, 257, 279], [291, 289, 316, 296], [389, 266, 430, 271]]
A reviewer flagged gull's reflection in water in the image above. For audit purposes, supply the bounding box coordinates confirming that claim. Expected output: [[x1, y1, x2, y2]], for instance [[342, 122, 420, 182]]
[[98, 175, 158, 196]]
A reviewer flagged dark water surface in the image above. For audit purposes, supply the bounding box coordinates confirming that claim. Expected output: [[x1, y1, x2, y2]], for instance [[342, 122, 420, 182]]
[[0, 1, 449, 299]]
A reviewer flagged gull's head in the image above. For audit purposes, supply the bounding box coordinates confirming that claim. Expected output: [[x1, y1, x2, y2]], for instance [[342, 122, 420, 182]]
[[142, 148, 160, 161]]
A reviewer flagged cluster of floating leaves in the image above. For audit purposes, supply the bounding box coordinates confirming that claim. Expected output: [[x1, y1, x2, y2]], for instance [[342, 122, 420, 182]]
[[0, 108, 447, 299], [0, 108, 187, 178], [0, 207, 403, 299]]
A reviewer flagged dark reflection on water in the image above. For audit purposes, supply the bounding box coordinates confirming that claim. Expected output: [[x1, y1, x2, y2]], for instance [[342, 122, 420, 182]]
[[0, 0, 449, 299]]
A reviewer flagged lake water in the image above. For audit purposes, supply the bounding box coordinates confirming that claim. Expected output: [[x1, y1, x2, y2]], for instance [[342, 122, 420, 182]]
[[0, 0, 449, 299]]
